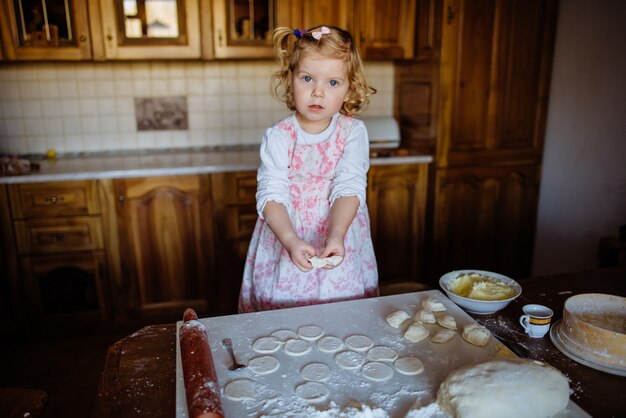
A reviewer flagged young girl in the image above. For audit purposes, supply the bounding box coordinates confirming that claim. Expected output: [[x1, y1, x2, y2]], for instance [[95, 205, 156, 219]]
[[238, 25, 378, 313]]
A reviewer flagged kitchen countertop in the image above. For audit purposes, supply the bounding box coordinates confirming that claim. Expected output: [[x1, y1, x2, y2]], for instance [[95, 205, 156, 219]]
[[0, 148, 433, 184]]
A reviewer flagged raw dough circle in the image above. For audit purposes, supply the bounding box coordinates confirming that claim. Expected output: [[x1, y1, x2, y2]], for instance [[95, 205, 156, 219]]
[[361, 361, 394, 382], [367, 346, 398, 362], [317, 335, 344, 353], [247, 355, 280, 375], [252, 336, 281, 353], [284, 339, 312, 356], [335, 350, 365, 370], [345, 335, 374, 351], [271, 329, 298, 342], [300, 362, 331, 381], [295, 381, 330, 403], [437, 359, 570, 418], [394, 356, 425, 375], [298, 325, 324, 341], [224, 378, 256, 401]]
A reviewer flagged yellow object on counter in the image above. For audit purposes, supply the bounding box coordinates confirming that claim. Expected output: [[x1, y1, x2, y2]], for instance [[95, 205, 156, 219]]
[[449, 273, 515, 301], [47, 149, 57, 159]]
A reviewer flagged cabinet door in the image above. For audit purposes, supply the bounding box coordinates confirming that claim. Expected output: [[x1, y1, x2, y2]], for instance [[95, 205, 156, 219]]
[[431, 165, 540, 280], [113, 175, 214, 317], [288, 0, 353, 32], [355, 0, 416, 59], [21, 252, 110, 330], [437, 0, 558, 167], [367, 163, 428, 283], [212, 0, 291, 58], [0, 0, 92, 60], [210, 171, 257, 314], [99, 0, 201, 59]]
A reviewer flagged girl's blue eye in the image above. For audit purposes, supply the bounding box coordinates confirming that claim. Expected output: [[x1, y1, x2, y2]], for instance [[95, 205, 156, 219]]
[[303, 75, 312, 82], [329, 80, 338, 87]]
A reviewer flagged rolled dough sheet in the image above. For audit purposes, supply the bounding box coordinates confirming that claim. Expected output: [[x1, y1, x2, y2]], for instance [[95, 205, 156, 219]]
[[175, 290, 591, 418]]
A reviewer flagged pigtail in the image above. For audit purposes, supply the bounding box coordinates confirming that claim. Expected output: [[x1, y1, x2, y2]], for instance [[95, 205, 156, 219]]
[[271, 27, 297, 109]]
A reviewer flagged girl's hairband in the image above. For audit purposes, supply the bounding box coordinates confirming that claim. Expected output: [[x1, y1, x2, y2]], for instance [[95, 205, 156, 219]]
[[294, 26, 330, 41]]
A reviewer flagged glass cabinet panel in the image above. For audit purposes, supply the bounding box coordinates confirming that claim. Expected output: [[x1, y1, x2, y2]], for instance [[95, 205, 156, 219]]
[[100, 0, 201, 59], [116, 0, 184, 43], [0, 0, 92, 60]]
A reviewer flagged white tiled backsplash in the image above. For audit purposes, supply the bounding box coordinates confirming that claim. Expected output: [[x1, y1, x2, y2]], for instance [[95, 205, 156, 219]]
[[0, 61, 394, 155]]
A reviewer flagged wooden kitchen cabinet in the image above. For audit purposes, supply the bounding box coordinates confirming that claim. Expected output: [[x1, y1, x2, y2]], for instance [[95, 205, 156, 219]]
[[354, 0, 416, 59], [98, 0, 201, 59], [431, 165, 540, 279], [111, 175, 215, 319], [287, 0, 354, 32], [210, 171, 257, 314], [0, 0, 95, 60], [367, 163, 428, 284], [415, 0, 559, 282], [3, 180, 111, 334]]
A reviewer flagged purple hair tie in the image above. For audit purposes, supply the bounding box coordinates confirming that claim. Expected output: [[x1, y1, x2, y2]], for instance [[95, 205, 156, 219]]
[[294, 29, 307, 39]]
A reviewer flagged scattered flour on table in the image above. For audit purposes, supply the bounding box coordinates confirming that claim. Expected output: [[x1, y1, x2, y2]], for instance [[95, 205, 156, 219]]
[[259, 403, 389, 418], [295, 381, 330, 402]]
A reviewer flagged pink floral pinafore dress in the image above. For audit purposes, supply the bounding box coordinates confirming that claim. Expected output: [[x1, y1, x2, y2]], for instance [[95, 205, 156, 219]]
[[238, 114, 378, 312]]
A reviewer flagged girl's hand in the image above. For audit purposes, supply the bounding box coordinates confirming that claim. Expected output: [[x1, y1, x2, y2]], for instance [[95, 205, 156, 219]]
[[319, 236, 345, 269], [284, 235, 317, 272]]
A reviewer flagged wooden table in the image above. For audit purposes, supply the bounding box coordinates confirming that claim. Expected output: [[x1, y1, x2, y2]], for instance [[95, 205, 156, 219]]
[[93, 267, 626, 417]]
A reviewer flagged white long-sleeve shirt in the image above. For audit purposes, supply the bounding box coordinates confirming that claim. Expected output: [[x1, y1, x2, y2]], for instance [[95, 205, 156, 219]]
[[256, 113, 370, 218]]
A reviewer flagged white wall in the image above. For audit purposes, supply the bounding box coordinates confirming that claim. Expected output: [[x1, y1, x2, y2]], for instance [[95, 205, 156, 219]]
[[532, 0, 626, 275]]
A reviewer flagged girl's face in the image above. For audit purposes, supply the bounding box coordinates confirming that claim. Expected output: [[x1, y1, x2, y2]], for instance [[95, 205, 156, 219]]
[[292, 51, 350, 133]]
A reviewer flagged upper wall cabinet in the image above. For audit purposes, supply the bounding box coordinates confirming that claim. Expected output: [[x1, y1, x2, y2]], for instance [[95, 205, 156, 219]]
[[0, 0, 93, 60], [287, 0, 354, 32], [98, 0, 201, 59], [355, 0, 416, 60], [211, 0, 292, 58]]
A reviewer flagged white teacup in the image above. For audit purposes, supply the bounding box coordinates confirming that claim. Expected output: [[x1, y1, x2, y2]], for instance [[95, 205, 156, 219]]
[[519, 304, 554, 338]]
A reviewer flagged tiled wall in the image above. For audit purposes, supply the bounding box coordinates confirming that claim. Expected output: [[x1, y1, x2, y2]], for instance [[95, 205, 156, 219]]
[[0, 61, 394, 155]]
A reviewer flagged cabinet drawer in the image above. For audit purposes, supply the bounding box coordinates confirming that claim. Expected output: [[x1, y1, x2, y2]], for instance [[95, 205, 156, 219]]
[[9, 181, 100, 219], [15, 217, 104, 255], [212, 172, 257, 204]]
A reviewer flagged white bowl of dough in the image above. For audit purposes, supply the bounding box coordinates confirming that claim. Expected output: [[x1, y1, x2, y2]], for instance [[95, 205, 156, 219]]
[[439, 269, 522, 315]]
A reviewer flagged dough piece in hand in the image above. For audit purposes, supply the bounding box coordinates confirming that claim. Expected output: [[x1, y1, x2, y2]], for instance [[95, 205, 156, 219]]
[[295, 381, 330, 403], [431, 329, 456, 344], [252, 336, 281, 353], [437, 358, 570, 418], [386, 310, 411, 328], [436, 314, 457, 330], [308, 255, 343, 268], [361, 362, 394, 382], [462, 323, 491, 346], [224, 378, 256, 401], [345, 335, 374, 352], [415, 308, 436, 324], [394, 356, 425, 375], [404, 322, 430, 342], [297, 325, 324, 341], [284, 339, 313, 356], [317, 336, 344, 353], [247, 355, 280, 375], [422, 296, 446, 312], [300, 362, 331, 382]]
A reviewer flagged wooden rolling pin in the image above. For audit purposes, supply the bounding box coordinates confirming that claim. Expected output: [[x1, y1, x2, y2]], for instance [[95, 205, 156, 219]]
[[180, 308, 224, 418]]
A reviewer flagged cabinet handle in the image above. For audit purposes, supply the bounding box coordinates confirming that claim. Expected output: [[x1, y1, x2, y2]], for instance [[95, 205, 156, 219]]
[[117, 192, 125, 206], [218, 30, 223, 47], [106, 30, 113, 42], [45, 195, 60, 204], [54, 233, 65, 242], [447, 5, 455, 24], [79, 33, 87, 43]]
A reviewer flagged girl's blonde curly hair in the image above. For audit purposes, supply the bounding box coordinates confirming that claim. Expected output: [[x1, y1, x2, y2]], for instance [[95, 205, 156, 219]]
[[271, 25, 376, 116]]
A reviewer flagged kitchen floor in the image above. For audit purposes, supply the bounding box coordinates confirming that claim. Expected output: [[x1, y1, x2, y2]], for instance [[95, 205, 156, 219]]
[[0, 330, 131, 418]]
